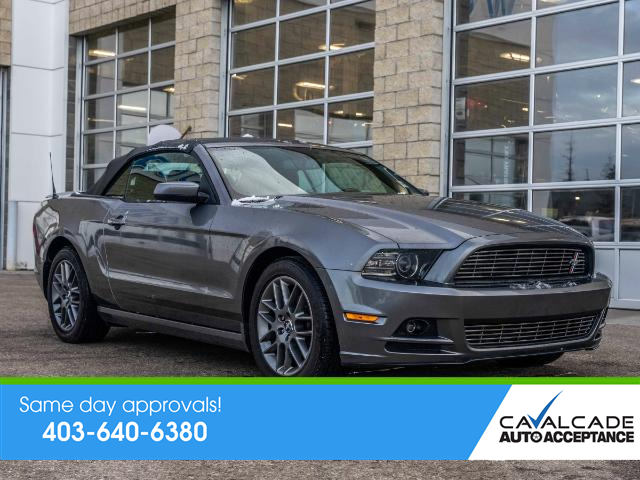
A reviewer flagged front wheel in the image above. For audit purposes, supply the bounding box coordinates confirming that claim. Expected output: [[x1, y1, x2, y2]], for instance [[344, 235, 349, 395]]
[[248, 258, 340, 376], [497, 352, 564, 368], [47, 247, 110, 343]]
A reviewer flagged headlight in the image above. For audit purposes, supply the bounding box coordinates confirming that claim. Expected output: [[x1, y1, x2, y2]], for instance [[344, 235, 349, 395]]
[[362, 250, 441, 281]]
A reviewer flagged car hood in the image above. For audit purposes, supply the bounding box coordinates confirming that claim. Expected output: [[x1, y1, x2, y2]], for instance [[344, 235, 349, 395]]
[[259, 193, 588, 248]]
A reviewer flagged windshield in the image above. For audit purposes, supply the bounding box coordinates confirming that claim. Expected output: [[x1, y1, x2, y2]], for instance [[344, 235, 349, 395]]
[[206, 146, 418, 199]]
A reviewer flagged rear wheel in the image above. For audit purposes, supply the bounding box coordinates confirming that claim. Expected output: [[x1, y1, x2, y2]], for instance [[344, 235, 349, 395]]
[[47, 247, 110, 343], [498, 352, 564, 368], [248, 258, 340, 376]]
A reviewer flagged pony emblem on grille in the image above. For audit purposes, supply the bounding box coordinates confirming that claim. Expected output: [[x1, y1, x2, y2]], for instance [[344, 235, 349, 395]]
[[568, 251, 581, 274]]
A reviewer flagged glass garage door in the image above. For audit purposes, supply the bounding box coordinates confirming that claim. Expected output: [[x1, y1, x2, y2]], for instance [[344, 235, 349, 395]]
[[449, 0, 640, 308], [78, 13, 176, 189]]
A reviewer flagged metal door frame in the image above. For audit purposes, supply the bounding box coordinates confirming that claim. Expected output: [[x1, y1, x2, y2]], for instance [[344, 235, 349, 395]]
[[0, 67, 8, 270]]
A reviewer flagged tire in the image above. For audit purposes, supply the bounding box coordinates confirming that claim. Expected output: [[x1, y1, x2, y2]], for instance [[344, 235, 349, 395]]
[[248, 257, 340, 376], [498, 352, 564, 368], [46, 247, 110, 343]]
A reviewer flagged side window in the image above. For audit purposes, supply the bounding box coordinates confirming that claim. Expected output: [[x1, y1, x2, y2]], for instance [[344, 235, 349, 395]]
[[104, 165, 133, 198], [124, 152, 207, 203]]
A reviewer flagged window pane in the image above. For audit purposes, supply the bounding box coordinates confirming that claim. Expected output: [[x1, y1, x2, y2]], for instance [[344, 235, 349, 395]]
[[329, 49, 374, 96], [622, 186, 640, 241], [105, 164, 131, 197], [83, 168, 107, 189], [533, 127, 616, 183], [532, 189, 614, 241], [230, 69, 274, 109], [622, 124, 640, 179], [453, 135, 528, 186], [151, 12, 175, 45], [229, 112, 274, 138], [116, 128, 147, 156], [277, 105, 324, 142], [117, 91, 147, 126], [456, 20, 531, 78], [454, 77, 529, 132], [84, 97, 114, 130], [85, 62, 115, 95], [151, 46, 174, 83], [456, 0, 530, 24], [118, 20, 148, 53], [279, 13, 326, 59], [278, 59, 325, 103], [330, 1, 375, 50], [86, 30, 116, 61], [150, 86, 174, 121], [232, 0, 276, 26], [453, 191, 527, 209], [126, 152, 204, 203], [232, 24, 275, 68], [623, 61, 640, 117], [118, 53, 148, 89], [83, 132, 113, 165], [280, 0, 325, 15], [625, 0, 640, 54], [536, 4, 618, 67], [328, 98, 373, 143], [534, 65, 617, 124]]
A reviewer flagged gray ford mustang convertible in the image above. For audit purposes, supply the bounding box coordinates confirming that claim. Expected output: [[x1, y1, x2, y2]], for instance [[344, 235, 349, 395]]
[[33, 138, 611, 376]]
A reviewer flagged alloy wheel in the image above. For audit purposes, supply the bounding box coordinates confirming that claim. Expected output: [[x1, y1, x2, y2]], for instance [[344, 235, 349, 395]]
[[257, 276, 314, 375], [50, 260, 81, 332]]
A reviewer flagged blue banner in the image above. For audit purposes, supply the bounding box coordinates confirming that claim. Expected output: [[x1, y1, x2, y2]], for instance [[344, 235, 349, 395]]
[[0, 384, 509, 460]]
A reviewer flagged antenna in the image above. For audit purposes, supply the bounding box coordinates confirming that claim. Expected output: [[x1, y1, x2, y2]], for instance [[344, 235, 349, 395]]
[[180, 125, 192, 139], [49, 152, 58, 199]]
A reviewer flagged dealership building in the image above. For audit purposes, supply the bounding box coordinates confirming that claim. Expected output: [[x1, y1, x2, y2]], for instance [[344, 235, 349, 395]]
[[0, 0, 639, 308]]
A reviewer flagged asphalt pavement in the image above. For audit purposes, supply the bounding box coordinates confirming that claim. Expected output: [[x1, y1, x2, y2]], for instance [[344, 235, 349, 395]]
[[0, 459, 638, 479], [0, 271, 638, 478], [0, 272, 637, 377]]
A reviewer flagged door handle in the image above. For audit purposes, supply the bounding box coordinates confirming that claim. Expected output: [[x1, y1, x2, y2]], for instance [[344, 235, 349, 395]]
[[107, 215, 126, 229]]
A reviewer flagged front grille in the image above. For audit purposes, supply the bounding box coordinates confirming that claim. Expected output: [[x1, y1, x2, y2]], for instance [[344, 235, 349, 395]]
[[464, 313, 600, 349], [455, 246, 588, 286]]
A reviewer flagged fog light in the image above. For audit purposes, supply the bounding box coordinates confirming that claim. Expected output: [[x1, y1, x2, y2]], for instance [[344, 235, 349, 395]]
[[394, 319, 437, 338], [405, 319, 429, 336]]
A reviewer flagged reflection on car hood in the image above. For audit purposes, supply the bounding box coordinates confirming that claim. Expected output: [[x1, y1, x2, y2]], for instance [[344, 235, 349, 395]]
[[261, 193, 587, 247]]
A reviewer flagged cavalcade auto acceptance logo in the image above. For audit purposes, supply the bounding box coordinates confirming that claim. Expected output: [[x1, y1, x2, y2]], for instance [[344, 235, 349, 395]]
[[499, 391, 635, 444]]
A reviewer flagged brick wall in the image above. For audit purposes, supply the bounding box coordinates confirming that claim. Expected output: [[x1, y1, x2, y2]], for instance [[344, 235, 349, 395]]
[[69, 0, 177, 34], [372, 0, 445, 195], [173, 0, 222, 137], [0, 0, 10, 66]]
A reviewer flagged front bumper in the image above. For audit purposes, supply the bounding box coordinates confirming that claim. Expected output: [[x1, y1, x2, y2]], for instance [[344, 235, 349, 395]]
[[320, 270, 612, 367]]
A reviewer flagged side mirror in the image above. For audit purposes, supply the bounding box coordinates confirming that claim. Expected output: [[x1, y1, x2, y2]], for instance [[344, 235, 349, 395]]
[[153, 182, 209, 204]]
